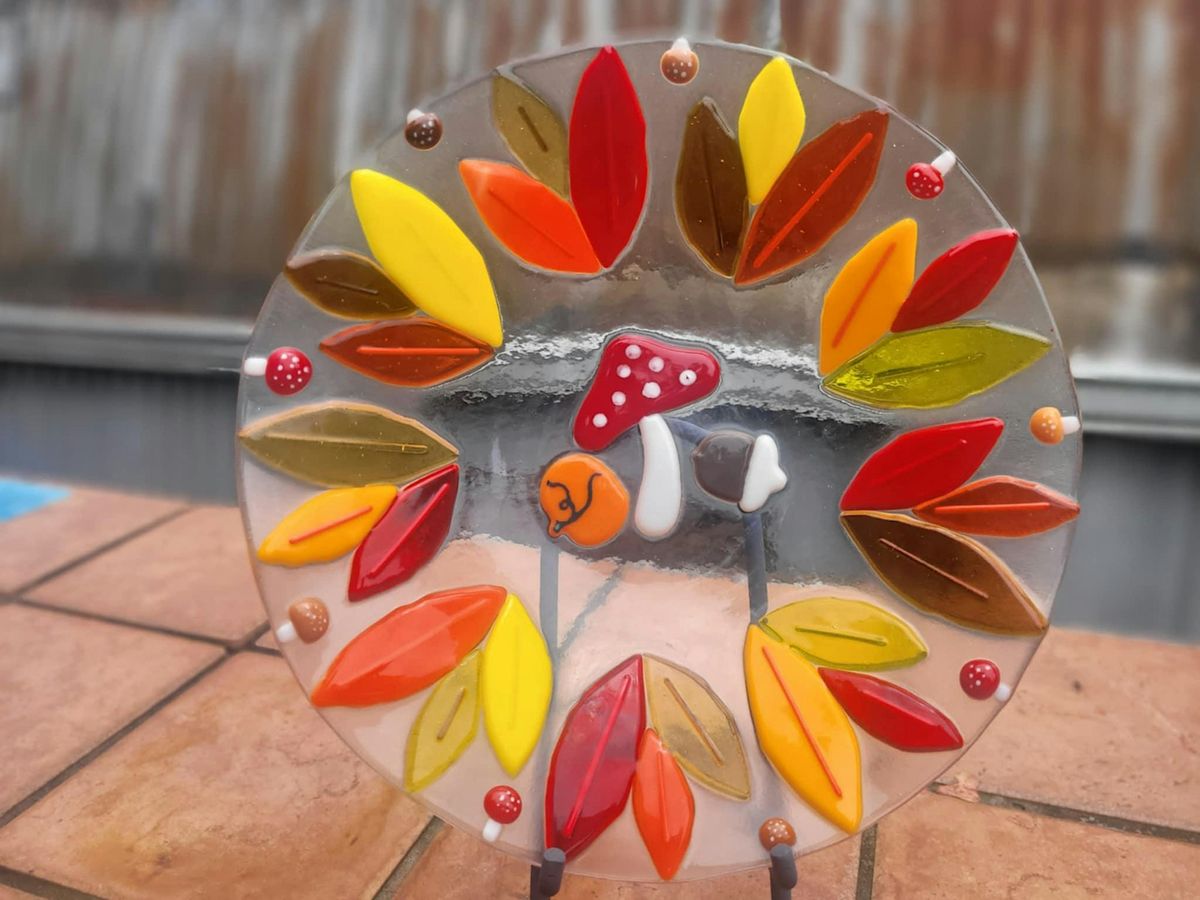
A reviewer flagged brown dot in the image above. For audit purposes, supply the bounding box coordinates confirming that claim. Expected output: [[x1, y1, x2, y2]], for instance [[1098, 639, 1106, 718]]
[[405, 112, 443, 150], [288, 598, 329, 643], [758, 817, 796, 850], [660, 47, 699, 84]]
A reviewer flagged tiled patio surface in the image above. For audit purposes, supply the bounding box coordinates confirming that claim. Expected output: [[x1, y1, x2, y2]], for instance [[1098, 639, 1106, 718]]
[[1, 486, 1198, 899]]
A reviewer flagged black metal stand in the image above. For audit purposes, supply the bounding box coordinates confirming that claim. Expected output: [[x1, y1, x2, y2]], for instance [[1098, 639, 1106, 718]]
[[769, 844, 798, 900], [529, 849, 566, 899]]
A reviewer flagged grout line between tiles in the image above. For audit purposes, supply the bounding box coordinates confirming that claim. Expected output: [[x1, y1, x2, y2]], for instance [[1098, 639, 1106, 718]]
[[853, 824, 876, 900], [0, 654, 229, 830], [0, 866, 106, 900], [8, 596, 242, 649], [13, 505, 192, 595], [371, 817, 445, 900]]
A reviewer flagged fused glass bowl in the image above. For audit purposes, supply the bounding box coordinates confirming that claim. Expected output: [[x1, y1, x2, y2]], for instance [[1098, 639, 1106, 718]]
[[236, 40, 1080, 882]]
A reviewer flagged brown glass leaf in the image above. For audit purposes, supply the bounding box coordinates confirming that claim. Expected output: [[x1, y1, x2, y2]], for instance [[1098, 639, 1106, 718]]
[[735, 109, 888, 286], [239, 401, 458, 488], [840, 511, 1047, 636], [492, 74, 569, 197], [675, 99, 747, 276], [320, 319, 493, 387], [284, 249, 417, 319]]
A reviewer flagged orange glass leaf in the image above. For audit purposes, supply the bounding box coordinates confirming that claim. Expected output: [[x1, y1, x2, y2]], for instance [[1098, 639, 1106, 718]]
[[913, 475, 1079, 537], [892, 229, 1019, 332], [311, 585, 506, 708], [545, 656, 645, 860], [632, 729, 694, 881], [841, 511, 1047, 636], [320, 319, 492, 387], [568, 47, 647, 268], [818, 669, 963, 752], [735, 109, 888, 285], [458, 160, 601, 274]]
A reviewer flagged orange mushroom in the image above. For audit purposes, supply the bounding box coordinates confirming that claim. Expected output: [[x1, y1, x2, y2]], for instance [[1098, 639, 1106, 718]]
[[1029, 407, 1080, 445]]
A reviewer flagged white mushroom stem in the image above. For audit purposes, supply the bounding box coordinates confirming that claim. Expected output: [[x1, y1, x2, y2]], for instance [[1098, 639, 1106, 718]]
[[1060, 415, 1081, 436], [406, 108, 424, 125], [242, 357, 267, 376], [994, 682, 1013, 702], [739, 434, 788, 513], [670, 36, 691, 54], [931, 150, 957, 176], [634, 414, 683, 540], [274, 621, 297, 643], [482, 818, 503, 843]]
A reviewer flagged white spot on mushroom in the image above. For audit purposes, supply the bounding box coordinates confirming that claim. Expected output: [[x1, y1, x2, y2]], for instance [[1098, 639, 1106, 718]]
[[592, 413, 608, 428], [617, 365, 631, 378], [642, 382, 661, 399], [648, 356, 664, 372], [679, 369, 696, 386], [611, 391, 626, 407], [625, 344, 642, 360]]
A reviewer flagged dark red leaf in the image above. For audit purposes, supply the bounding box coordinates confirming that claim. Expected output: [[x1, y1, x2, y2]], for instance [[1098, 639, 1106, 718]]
[[569, 47, 647, 268], [819, 668, 963, 752], [348, 465, 458, 601], [892, 229, 1018, 331], [840, 418, 1003, 511], [545, 655, 645, 859], [734, 109, 888, 285], [320, 320, 492, 387], [913, 475, 1079, 537]]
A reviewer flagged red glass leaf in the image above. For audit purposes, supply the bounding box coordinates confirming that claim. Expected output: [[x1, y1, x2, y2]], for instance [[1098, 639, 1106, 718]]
[[632, 729, 694, 881], [840, 418, 1003, 511], [892, 229, 1019, 332], [734, 109, 888, 286], [545, 655, 645, 860], [320, 320, 492, 387], [311, 584, 505, 708], [348, 465, 458, 602], [818, 668, 963, 752], [569, 46, 647, 268], [458, 160, 601, 273], [914, 475, 1079, 537]]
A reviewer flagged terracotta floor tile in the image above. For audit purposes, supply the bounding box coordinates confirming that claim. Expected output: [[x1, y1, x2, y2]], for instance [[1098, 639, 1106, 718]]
[[28, 506, 266, 643], [255, 629, 279, 651], [937, 628, 1200, 830], [0, 654, 428, 900], [874, 792, 1200, 899], [0, 605, 222, 814], [0, 485, 181, 592], [395, 825, 860, 899], [0, 884, 37, 898]]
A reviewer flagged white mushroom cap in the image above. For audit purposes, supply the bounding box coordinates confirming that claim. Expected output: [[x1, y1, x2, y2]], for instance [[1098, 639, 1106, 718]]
[[738, 434, 788, 513]]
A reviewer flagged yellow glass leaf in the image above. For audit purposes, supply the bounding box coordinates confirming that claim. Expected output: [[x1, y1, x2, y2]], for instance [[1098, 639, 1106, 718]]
[[823, 322, 1051, 409], [738, 57, 806, 205], [480, 593, 552, 776], [819, 219, 918, 374], [405, 650, 480, 791], [257, 485, 396, 566], [744, 626, 861, 833], [760, 597, 927, 671], [350, 169, 503, 347], [643, 655, 750, 800], [492, 75, 569, 197]]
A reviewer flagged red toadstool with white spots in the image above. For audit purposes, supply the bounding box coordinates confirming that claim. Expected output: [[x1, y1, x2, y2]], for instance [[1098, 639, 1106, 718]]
[[906, 149, 957, 200]]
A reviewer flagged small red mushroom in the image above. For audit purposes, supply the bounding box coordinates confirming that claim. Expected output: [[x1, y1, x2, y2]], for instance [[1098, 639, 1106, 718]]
[[572, 332, 721, 540], [960, 659, 1010, 701], [482, 785, 522, 842], [906, 149, 956, 200], [243, 347, 313, 395], [661, 37, 699, 84]]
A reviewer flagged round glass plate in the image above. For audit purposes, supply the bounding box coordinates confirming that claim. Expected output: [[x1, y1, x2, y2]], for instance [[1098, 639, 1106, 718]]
[[236, 39, 1080, 883]]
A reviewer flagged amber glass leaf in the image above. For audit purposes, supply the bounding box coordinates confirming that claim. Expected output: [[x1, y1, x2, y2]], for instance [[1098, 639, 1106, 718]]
[[743, 626, 861, 833], [491, 74, 569, 197], [841, 511, 1047, 636], [320, 319, 492, 387], [675, 99, 747, 276], [823, 323, 1051, 409], [284, 249, 417, 320], [760, 597, 927, 671], [632, 729, 695, 881], [913, 475, 1080, 537], [545, 656, 645, 860], [818, 668, 963, 752], [734, 109, 888, 286], [238, 402, 458, 488], [643, 655, 750, 800], [404, 650, 480, 791]]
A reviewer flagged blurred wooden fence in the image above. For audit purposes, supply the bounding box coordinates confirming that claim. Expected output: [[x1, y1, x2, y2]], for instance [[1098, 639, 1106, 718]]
[[2, 0, 1198, 293]]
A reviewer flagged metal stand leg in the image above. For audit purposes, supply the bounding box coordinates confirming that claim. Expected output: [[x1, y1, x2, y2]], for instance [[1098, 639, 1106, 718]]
[[769, 844, 798, 900], [529, 848, 566, 899]]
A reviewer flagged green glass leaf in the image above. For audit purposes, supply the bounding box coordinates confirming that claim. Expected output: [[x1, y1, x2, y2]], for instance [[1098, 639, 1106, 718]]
[[405, 651, 480, 791], [238, 402, 458, 488], [760, 597, 927, 671], [822, 323, 1051, 409]]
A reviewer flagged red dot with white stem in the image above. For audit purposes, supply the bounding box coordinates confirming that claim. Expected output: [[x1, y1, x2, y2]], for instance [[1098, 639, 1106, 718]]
[[482, 785, 522, 842], [960, 658, 1010, 701], [243, 347, 313, 395], [906, 149, 957, 200]]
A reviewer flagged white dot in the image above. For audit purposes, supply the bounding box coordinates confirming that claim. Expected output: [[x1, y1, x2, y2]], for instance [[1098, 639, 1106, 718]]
[[642, 382, 661, 399], [616, 365, 631, 378], [625, 344, 642, 360], [679, 369, 696, 386], [277, 364, 284, 371], [286, 374, 293, 380], [303, 366, 311, 374], [611, 391, 626, 406], [592, 413, 608, 427], [648, 356, 664, 372]]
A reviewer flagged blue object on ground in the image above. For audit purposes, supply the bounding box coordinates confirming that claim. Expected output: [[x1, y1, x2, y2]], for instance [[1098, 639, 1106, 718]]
[[0, 478, 70, 523]]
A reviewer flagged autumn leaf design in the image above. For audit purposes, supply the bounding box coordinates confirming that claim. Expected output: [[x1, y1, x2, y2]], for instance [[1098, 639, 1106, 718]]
[[760, 597, 928, 671], [913, 475, 1080, 537], [738, 57, 806, 205], [319, 319, 492, 387], [285, 249, 418, 320], [892, 229, 1019, 332], [405, 651, 481, 791], [675, 99, 747, 277], [819, 668, 963, 752], [491, 74, 569, 197], [257, 485, 396, 567], [632, 729, 695, 881]]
